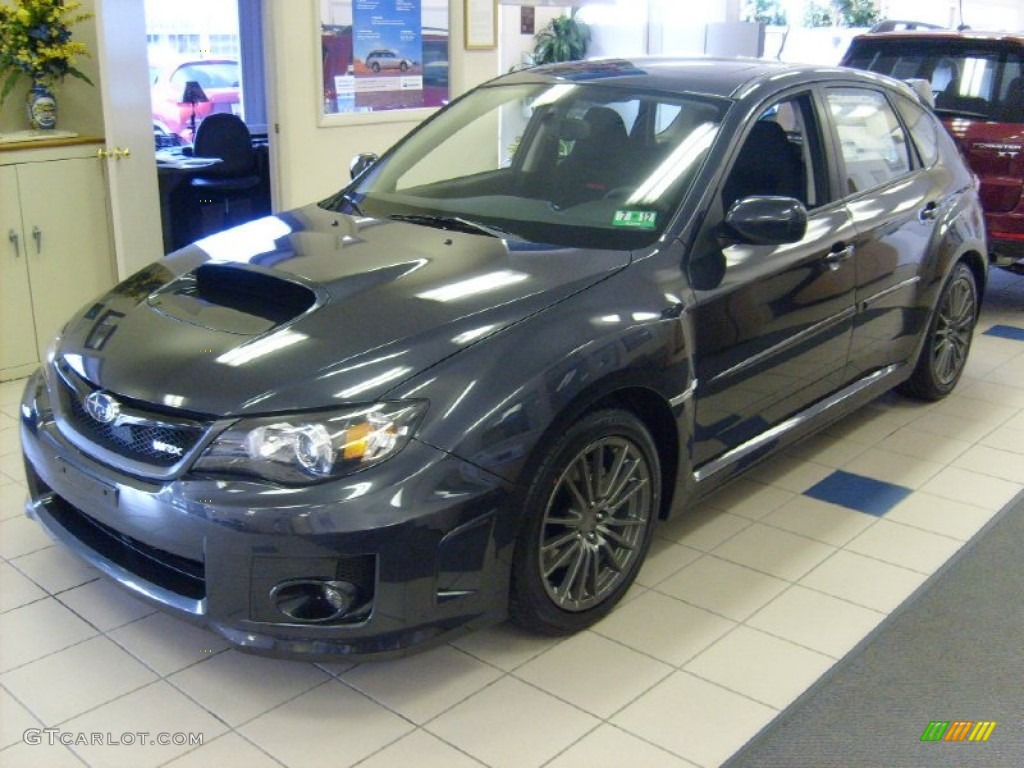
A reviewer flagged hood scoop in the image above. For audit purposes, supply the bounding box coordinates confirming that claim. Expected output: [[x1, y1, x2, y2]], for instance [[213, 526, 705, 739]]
[[147, 263, 319, 335]]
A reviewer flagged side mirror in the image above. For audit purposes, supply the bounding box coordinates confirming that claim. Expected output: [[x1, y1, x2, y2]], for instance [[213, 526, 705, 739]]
[[350, 152, 379, 180], [721, 196, 807, 246]]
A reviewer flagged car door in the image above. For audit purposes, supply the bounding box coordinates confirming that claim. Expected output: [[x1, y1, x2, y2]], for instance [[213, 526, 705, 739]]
[[823, 86, 945, 381], [689, 92, 859, 470]]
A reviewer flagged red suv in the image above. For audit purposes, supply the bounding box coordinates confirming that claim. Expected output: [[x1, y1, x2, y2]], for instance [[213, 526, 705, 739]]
[[842, 30, 1024, 271]]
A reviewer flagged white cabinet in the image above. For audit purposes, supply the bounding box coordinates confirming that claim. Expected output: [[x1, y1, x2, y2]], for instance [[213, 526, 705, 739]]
[[1, 143, 116, 380]]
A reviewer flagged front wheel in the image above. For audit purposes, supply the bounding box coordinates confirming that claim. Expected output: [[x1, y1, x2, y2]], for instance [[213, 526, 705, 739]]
[[900, 261, 978, 400], [510, 409, 660, 635]]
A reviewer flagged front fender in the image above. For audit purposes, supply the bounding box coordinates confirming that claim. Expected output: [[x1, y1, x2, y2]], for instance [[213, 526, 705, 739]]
[[389, 262, 696, 496]]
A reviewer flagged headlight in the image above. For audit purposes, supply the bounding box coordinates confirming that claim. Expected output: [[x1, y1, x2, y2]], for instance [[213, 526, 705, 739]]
[[194, 402, 426, 484]]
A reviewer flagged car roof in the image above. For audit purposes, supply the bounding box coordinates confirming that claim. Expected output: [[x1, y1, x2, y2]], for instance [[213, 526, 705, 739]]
[[849, 29, 1024, 46], [150, 56, 237, 78], [495, 56, 896, 100]]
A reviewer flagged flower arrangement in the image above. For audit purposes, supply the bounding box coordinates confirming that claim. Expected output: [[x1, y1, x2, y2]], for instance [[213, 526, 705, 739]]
[[0, 0, 93, 105]]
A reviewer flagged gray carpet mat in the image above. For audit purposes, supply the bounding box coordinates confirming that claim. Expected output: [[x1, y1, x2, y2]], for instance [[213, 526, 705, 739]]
[[723, 490, 1024, 767]]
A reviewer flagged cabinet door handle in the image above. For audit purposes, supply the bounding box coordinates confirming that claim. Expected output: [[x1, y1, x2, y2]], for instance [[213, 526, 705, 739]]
[[114, 147, 131, 160], [7, 229, 19, 258], [97, 148, 111, 160], [32, 226, 41, 254]]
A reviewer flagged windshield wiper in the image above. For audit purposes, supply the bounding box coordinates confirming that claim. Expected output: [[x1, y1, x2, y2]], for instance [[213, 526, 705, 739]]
[[387, 214, 509, 239], [320, 190, 365, 216], [337, 192, 364, 216]]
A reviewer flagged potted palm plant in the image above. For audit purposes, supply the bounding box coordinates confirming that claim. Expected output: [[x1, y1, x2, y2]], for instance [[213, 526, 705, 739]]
[[532, 8, 591, 64]]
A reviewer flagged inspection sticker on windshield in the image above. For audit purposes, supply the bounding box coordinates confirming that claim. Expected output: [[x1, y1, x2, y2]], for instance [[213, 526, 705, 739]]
[[613, 210, 657, 229]]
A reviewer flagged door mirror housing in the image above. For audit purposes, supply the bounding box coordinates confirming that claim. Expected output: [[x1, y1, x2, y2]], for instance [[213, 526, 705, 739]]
[[721, 196, 807, 246], [350, 152, 379, 180]]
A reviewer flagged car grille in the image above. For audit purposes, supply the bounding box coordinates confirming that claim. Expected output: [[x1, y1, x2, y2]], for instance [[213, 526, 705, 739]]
[[28, 469, 206, 601], [56, 369, 210, 468]]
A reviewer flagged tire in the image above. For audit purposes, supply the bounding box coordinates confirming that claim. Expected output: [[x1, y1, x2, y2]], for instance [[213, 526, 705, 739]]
[[900, 261, 978, 401], [509, 409, 660, 635], [370, 62, 381, 73]]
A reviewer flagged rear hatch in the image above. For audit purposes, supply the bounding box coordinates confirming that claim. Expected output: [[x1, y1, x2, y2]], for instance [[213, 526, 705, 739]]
[[946, 121, 1024, 214]]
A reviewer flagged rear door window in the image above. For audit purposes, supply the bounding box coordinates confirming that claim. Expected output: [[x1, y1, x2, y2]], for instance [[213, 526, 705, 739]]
[[826, 87, 911, 195]]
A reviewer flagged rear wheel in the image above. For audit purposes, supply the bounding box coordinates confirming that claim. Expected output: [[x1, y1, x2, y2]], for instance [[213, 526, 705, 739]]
[[510, 409, 660, 634], [901, 261, 978, 400]]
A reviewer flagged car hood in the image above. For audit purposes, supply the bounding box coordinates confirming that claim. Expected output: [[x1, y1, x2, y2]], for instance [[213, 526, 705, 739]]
[[55, 205, 630, 416]]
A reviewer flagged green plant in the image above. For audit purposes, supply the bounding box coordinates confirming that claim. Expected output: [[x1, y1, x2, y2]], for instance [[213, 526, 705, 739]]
[[532, 8, 591, 65], [834, 0, 879, 27], [803, 0, 833, 27], [742, 0, 788, 25], [0, 0, 93, 105], [803, 0, 880, 28]]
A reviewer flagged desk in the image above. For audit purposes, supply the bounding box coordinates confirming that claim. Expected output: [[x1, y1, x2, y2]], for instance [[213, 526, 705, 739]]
[[155, 142, 272, 254], [156, 154, 222, 253]]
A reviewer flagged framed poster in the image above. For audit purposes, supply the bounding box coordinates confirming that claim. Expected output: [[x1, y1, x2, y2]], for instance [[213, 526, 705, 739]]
[[464, 0, 496, 50], [319, 0, 450, 125], [520, 7, 535, 36]]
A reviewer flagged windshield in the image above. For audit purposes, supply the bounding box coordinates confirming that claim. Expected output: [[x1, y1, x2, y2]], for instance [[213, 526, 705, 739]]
[[845, 40, 1024, 122], [322, 82, 727, 249]]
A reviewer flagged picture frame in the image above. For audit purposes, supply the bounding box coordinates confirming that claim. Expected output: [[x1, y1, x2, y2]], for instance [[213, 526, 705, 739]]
[[464, 0, 496, 50], [317, 0, 451, 126]]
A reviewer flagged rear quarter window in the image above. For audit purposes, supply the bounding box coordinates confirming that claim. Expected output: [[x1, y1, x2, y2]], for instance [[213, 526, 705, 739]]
[[895, 95, 940, 167]]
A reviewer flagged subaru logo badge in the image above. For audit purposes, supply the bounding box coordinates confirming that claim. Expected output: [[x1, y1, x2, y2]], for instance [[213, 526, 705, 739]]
[[84, 391, 121, 425]]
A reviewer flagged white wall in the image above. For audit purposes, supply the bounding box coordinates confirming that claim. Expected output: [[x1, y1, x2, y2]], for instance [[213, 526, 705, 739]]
[[499, 5, 567, 72], [265, 0, 499, 211]]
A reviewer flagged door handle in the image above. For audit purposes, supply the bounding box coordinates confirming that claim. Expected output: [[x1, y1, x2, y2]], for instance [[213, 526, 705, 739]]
[[825, 244, 854, 271], [97, 148, 111, 160], [32, 226, 42, 254], [7, 229, 19, 258], [114, 147, 132, 160], [920, 201, 939, 221]]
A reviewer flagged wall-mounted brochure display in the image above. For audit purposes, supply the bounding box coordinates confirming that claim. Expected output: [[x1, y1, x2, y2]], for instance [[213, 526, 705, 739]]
[[319, 0, 450, 123]]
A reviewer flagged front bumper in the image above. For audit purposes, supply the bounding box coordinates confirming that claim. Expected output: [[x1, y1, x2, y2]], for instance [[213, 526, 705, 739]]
[[19, 371, 514, 659]]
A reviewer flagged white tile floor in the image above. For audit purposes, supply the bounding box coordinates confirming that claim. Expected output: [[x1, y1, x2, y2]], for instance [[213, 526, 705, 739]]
[[1, 268, 1023, 768]]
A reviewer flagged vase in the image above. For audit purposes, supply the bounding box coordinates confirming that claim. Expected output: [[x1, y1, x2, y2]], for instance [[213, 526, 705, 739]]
[[26, 79, 58, 131]]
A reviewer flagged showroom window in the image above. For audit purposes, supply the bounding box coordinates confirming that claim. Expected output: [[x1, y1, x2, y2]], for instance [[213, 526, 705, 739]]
[[145, 0, 266, 142]]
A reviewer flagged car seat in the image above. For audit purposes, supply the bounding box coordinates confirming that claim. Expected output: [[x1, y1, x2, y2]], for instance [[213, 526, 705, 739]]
[[722, 120, 804, 210], [552, 106, 632, 207]]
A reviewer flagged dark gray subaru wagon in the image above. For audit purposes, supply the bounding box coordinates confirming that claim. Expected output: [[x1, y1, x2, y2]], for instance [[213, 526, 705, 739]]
[[21, 57, 986, 658]]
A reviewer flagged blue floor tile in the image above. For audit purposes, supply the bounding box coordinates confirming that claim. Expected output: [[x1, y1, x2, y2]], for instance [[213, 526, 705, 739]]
[[804, 470, 912, 517], [983, 325, 1024, 342]]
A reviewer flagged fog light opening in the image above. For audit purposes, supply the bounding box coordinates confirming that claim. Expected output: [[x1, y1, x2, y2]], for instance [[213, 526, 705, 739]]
[[270, 579, 358, 623]]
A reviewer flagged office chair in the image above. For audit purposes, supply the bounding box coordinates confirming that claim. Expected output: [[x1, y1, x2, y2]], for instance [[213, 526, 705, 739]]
[[188, 113, 262, 234]]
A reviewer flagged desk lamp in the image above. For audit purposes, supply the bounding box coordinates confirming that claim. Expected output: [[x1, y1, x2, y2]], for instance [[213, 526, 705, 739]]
[[181, 80, 209, 139]]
